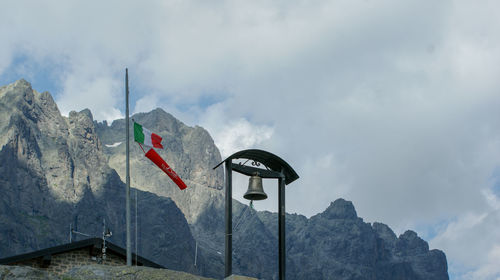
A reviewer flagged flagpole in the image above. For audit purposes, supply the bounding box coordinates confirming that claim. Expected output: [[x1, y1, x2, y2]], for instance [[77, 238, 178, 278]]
[[125, 68, 132, 266]]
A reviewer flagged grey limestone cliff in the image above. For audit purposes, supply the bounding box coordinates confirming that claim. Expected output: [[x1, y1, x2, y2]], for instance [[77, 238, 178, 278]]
[[232, 199, 449, 280], [95, 109, 225, 226]]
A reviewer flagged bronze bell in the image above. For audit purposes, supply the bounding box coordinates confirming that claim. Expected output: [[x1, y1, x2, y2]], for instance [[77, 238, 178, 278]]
[[243, 173, 267, 201]]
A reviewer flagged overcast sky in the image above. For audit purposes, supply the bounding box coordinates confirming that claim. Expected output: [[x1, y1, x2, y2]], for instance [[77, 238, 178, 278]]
[[1, 1, 500, 279]]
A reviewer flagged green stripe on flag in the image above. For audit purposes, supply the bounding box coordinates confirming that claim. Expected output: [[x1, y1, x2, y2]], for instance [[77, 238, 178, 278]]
[[134, 122, 145, 144]]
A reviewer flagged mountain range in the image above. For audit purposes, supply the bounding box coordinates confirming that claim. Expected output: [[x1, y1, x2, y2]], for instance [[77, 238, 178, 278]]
[[0, 79, 448, 279]]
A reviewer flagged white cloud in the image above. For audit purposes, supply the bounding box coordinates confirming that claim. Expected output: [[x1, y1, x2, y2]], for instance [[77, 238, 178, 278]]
[[57, 72, 123, 122], [200, 102, 274, 158], [469, 245, 500, 280], [431, 191, 500, 280], [134, 94, 161, 116], [215, 119, 274, 158]]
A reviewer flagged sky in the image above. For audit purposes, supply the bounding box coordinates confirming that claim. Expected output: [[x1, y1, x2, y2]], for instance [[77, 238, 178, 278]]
[[1, 1, 500, 279]]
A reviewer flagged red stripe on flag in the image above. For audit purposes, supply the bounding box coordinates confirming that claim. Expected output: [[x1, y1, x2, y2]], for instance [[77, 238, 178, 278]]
[[145, 148, 187, 190], [151, 133, 164, 149]]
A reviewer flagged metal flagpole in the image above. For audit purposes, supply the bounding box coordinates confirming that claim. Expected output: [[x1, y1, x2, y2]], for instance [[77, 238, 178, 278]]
[[135, 188, 138, 266], [125, 68, 132, 266]]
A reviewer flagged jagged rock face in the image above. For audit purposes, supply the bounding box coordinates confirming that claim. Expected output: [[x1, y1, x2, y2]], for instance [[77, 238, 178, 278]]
[[95, 109, 225, 225], [289, 199, 380, 279], [0, 79, 108, 203], [232, 199, 449, 280], [0, 80, 197, 273]]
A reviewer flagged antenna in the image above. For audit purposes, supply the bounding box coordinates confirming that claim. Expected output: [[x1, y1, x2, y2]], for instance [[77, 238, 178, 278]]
[[70, 215, 79, 242], [102, 218, 113, 261], [71, 228, 91, 238]]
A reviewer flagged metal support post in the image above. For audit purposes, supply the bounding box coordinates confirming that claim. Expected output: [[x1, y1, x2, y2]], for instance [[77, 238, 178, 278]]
[[278, 174, 286, 280], [125, 68, 132, 266], [224, 161, 233, 278]]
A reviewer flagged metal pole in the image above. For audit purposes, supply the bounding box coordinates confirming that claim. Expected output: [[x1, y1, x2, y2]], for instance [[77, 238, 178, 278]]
[[278, 174, 286, 280], [125, 68, 132, 266], [135, 188, 138, 266], [224, 160, 233, 278]]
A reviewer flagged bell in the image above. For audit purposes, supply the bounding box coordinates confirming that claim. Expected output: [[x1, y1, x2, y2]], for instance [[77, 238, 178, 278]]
[[243, 173, 267, 201]]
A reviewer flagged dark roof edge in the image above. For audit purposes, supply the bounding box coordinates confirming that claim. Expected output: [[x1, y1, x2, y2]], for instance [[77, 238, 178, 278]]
[[0, 238, 101, 264], [0, 238, 163, 269]]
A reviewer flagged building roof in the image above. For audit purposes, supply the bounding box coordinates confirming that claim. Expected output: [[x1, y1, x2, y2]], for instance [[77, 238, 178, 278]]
[[0, 238, 163, 268]]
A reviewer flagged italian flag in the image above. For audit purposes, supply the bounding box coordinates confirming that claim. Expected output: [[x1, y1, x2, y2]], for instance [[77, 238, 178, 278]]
[[134, 122, 164, 149]]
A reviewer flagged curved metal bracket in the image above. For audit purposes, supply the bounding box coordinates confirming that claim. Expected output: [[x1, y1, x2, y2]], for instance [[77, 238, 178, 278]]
[[231, 163, 283, 179]]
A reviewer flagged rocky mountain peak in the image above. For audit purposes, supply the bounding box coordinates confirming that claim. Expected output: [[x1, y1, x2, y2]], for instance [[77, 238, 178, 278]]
[[132, 107, 184, 134], [68, 109, 100, 149], [0, 80, 35, 118], [5, 79, 32, 94], [396, 230, 430, 255], [372, 222, 397, 247], [322, 198, 358, 219], [70, 108, 94, 121], [13, 78, 30, 86]]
